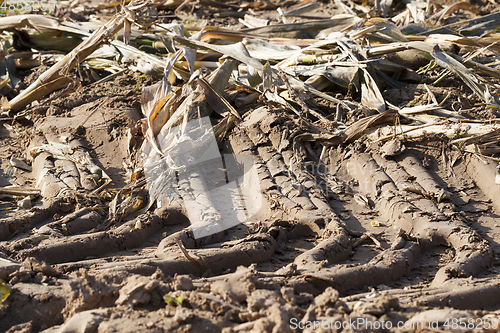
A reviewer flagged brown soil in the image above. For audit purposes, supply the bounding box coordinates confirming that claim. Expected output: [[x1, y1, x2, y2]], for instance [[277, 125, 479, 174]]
[[1, 1, 500, 332]]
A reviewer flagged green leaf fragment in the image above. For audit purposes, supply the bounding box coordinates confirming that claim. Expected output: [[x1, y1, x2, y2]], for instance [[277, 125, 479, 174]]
[[0, 280, 10, 304], [163, 294, 183, 306]]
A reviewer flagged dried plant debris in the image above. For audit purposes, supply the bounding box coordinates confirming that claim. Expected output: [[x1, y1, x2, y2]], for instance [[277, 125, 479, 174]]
[[1, 0, 500, 332]]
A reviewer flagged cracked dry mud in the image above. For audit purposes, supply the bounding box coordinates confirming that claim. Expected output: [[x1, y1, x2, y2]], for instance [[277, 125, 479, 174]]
[[1, 73, 500, 333]]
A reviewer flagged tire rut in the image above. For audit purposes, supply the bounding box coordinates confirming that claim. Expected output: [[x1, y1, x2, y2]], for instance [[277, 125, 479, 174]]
[[1, 106, 500, 331]]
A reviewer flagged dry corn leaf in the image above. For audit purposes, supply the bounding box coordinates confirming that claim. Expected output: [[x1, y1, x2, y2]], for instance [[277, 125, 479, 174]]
[[343, 110, 397, 143], [140, 52, 183, 155], [337, 39, 385, 112], [242, 38, 300, 61], [436, 2, 480, 24], [157, 59, 237, 140], [422, 11, 500, 36], [241, 15, 359, 38], [363, 18, 408, 42], [197, 77, 242, 120], [173, 35, 263, 70], [430, 45, 497, 105], [263, 61, 273, 92], [0, 14, 60, 32]]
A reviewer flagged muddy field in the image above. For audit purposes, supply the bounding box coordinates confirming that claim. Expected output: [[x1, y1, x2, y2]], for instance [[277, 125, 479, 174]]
[[1, 0, 500, 332]]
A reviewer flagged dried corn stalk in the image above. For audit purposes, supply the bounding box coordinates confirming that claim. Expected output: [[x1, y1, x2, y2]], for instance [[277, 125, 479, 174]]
[[6, 0, 150, 112]]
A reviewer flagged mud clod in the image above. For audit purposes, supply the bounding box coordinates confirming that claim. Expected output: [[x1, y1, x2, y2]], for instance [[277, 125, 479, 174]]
[[381, 139, 406, 158]]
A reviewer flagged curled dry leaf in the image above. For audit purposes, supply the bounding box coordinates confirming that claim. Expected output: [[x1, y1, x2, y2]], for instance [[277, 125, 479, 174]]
[[430, 45, 498, 106]]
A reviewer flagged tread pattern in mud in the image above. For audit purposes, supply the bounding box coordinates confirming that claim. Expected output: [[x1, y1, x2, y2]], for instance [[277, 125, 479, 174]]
[[1, 106, 500, 332]]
